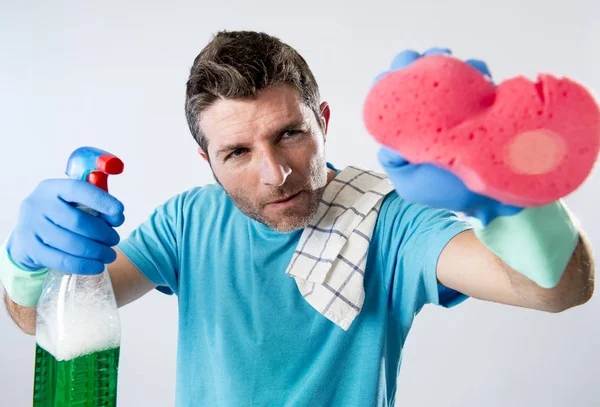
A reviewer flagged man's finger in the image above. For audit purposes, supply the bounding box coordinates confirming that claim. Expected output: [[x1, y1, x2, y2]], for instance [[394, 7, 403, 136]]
[[50, 179, 124, 216], [423, 47, 452, 56], [378, 146, 410, 167], [390, 50, 421, 71], [465, 58, 493, 80], [373, 71, 389, 85]]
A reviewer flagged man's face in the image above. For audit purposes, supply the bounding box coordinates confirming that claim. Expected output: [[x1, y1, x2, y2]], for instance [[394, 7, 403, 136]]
[[199, 84, 333, 233]]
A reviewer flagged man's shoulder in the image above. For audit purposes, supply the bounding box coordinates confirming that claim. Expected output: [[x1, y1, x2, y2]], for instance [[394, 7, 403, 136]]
[[173, 183, 228, 204], [375, 189, 464, 232], [157, 183, 233, 218]]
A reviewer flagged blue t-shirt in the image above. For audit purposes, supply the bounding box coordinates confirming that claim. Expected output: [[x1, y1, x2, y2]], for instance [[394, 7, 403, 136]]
[[118, 174, 472, 406]]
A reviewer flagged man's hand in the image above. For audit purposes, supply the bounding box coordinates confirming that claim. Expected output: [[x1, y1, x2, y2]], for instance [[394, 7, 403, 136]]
[[7, 178, 124, 274], [374, 48, 594, 311], [375, 48, 522, 226], [2, 179, 157, 334]]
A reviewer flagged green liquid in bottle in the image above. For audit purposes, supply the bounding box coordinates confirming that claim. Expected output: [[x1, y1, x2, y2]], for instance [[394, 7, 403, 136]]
[[33, 344, 120, 406]]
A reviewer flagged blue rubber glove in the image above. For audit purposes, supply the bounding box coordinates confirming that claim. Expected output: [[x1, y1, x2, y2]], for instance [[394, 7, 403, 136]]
[[6, 178, 124, 275], [375, 48, 522, 226]]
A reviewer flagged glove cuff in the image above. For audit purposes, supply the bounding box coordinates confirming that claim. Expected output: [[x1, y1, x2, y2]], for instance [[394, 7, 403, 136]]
[[468, 200, 579, 288], [0, 237, 48, 306]]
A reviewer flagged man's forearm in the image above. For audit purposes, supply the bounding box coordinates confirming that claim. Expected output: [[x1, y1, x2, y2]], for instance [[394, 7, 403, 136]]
[[505, 232, 595, 313], [3, 289, 36, 335]]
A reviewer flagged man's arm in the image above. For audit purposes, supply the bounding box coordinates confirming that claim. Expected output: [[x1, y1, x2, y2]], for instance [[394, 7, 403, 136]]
[[109, 249, 157, 308], [3, 248, 156, 335], [3, 289, 36, 335], [437, 229, 595, 312]]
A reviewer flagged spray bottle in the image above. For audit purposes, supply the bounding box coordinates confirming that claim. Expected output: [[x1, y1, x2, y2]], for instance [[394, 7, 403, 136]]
[[33, 147, 124, 406]]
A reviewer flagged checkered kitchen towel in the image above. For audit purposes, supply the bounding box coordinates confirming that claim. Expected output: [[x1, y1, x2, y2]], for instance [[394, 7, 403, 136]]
[[285, 166, 394, 330]]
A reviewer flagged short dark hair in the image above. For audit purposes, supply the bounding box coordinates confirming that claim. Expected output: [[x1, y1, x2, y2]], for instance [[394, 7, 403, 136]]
[[185, 31, 322, 157]]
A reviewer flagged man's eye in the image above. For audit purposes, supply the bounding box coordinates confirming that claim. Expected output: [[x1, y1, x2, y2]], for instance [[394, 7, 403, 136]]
[[282, 130, 302, 139], [229, 148, 247, 159]]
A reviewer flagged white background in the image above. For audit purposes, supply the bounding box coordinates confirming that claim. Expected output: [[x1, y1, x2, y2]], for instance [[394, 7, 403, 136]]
[[1, 0, 598, 405]]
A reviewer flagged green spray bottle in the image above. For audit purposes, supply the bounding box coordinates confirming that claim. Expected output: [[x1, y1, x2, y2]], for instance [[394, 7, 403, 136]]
[[33, 147, 124, 406]]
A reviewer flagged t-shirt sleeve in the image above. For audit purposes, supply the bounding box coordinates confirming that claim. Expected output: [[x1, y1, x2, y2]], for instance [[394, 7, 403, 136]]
[[117, 193, 184, 296], [376, 194, 472, 327]]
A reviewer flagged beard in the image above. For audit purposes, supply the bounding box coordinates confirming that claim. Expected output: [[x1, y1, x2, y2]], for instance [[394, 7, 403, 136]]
[[218, 157, 329, 233], [230, 187, 324, 233]]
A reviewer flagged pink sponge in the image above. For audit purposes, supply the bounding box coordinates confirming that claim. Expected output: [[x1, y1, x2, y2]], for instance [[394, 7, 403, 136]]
[[363, 55, 600, 207]]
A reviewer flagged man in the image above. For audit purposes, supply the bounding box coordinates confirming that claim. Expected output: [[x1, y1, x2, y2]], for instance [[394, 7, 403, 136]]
[[2, 31, 594, 406]]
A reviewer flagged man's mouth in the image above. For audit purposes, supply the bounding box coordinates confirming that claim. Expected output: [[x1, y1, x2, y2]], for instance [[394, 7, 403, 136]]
[[268, 191, 302, 205]]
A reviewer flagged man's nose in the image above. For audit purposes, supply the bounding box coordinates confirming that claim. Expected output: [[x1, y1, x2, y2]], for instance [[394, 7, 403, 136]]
[[258, 151, 291, 187]]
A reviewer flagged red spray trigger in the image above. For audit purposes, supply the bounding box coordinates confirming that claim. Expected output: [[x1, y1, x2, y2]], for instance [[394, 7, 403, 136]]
[[88, 154, 124, 192], [97, 154, 124, 175], [88, 171, 109, 192], [66, 148, 124, 193]]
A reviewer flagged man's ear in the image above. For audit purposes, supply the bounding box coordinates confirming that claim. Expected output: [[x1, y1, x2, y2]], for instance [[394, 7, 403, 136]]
[[320, 102, 331, 138], [199, 148, 209, 162]]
